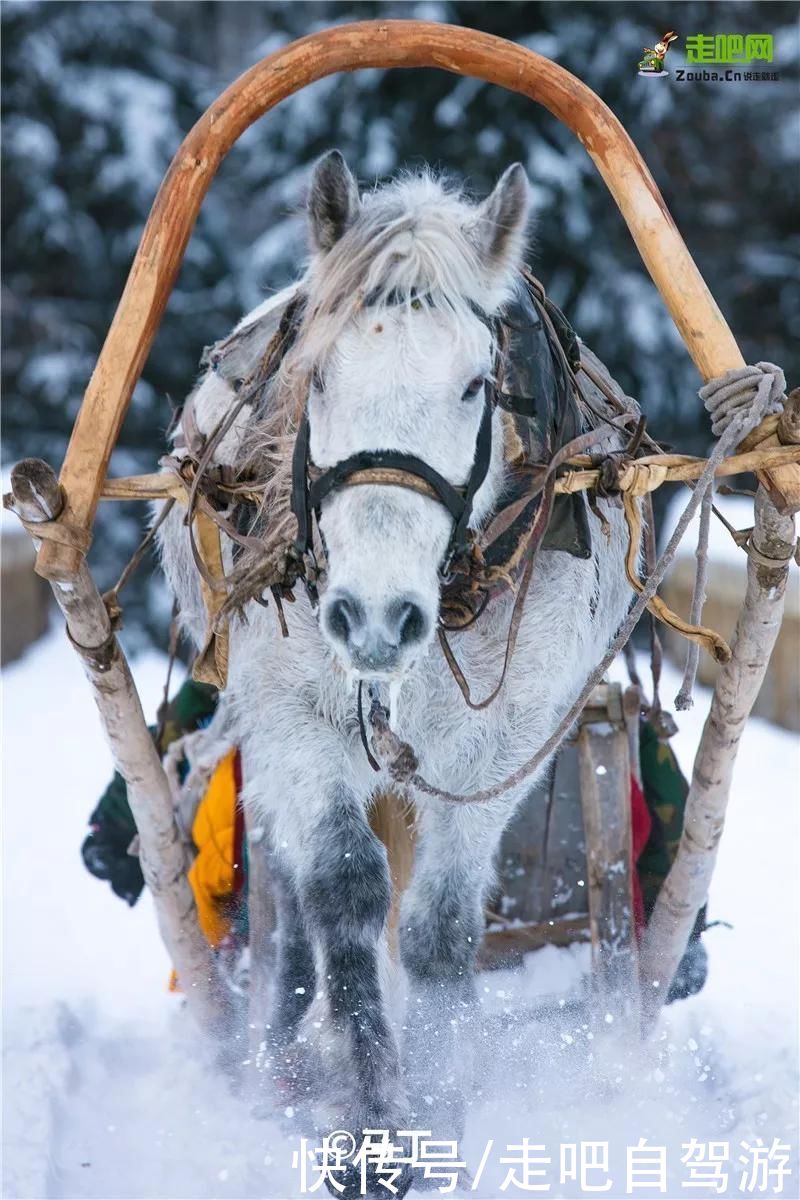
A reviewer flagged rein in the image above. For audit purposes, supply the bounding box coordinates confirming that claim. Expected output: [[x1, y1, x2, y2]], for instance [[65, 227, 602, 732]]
[[90, 270, 799, 758], [283, 274, 600, 726]]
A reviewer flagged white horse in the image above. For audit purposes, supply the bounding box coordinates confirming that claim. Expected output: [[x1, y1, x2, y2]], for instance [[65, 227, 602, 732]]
[[157, 151, 634, 1194]]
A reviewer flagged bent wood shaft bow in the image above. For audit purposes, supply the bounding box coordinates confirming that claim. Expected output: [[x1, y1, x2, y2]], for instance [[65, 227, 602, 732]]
[[36, 19, 800, 581]]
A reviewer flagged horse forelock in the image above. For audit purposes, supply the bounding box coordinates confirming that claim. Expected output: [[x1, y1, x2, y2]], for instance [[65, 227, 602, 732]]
[[296, 172, 514, 361]]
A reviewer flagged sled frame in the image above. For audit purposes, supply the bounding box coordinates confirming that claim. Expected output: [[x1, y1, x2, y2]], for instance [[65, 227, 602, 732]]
[[7, 20, 796, 1038]]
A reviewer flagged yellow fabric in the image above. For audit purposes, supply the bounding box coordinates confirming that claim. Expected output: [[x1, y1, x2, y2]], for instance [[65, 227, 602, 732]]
[[172, 756, 409, 991], [187, 749, 239, 948]]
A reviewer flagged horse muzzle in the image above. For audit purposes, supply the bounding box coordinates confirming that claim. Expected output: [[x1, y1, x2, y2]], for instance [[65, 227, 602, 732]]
[[322, 588, 430, 676]]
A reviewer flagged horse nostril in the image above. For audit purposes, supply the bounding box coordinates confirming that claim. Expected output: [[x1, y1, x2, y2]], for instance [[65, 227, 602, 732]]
[[326, 592, 364, 645], [391, 599, 427, 648]]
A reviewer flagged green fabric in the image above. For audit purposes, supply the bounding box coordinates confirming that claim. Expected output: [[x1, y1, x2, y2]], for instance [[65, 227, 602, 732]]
[[637, 719, 690, 918], [94, 765, 136, 832], [156, 679, 218, 756]]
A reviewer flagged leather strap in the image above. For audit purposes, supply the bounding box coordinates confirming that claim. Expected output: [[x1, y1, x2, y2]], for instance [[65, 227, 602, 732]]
[[308, 447, 467, 520], [291, 393, 494, 577], [447, 394, 494, 567]]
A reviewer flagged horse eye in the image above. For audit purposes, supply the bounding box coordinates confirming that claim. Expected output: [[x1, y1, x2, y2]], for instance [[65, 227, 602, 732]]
[[312, 366, 325, 393], [461, 376, 485, 402]]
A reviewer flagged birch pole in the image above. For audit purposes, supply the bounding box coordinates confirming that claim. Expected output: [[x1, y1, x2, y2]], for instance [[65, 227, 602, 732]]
[[5, 459, 231, 1038], [639, 489, 796, 1028]]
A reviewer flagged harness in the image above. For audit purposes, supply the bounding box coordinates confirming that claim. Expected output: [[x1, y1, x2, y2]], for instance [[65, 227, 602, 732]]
[[285, 271, 591, 615], [92, 263, 750, 779], [170, 270, 654, 709], [291, 354, 495, 600]]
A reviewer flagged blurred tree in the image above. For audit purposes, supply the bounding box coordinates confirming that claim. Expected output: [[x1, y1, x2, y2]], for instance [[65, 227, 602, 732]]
[[2, 0, 798, 646], [2, 0, 243, 644]]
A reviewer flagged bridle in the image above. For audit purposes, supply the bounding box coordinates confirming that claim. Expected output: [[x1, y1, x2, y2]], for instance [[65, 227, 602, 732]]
[[282, 280, 594, 745], [289, 377, 496, 605], [187, 270, 600, 714], [288, 346, 500, 770], [285, 272, 592, 626]]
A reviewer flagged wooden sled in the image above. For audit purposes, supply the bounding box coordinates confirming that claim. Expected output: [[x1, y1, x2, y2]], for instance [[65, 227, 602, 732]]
[[7, 21, 798, 1039], [483, 683, 641, 1012]]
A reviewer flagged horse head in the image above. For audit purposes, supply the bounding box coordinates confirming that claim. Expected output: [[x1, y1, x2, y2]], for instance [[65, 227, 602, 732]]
[[295, 151, 531, 680]]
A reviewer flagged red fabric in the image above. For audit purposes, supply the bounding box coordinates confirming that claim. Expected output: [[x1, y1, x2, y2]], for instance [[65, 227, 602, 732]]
[[630, 774, 652, 937]]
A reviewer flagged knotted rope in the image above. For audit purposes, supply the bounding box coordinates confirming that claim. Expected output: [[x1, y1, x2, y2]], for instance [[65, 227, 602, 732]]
[[675, 361, 786, 709]]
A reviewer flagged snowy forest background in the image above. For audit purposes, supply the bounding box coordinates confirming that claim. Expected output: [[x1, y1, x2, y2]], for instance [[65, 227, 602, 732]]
[[3, 0, 799, 649]]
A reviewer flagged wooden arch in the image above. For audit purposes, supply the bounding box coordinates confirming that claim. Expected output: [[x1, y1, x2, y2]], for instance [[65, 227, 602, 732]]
[[10, 19, 797, 1036], [37, 18, 799, 583]]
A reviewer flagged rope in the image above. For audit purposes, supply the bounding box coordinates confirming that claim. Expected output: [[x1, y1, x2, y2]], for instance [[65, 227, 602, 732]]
[[98, 445, 800, 510], [674, 485, 712, 711], [675, 361, 788, 709], [699, 362, 785, 437], [103, 498, 176, 628], [13, 515, 92, 554], [367, 362, 792, 805], [734, 528, 800, 570]]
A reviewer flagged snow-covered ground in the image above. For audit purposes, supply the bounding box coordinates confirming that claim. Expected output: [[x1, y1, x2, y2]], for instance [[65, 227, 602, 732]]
[[2, 626, 798, 1200]]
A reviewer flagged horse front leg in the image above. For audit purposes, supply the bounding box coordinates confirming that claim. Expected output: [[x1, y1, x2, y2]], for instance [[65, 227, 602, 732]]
[[255, 746, 411, 1196], [399, 799, 513, 1149], [258, 851, 317, 1104]]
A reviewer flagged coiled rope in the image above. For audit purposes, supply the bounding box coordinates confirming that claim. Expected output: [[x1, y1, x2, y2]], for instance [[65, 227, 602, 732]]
[[675, 362, 786, 709]]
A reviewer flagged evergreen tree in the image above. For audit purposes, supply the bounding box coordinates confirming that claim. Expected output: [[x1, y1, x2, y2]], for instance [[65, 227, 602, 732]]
[[2, 0, 240, 642]]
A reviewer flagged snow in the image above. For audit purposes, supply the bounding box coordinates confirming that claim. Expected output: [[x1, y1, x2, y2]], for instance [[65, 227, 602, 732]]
[[65, 67, 174, 201], [3, 115, 59, 168], [2, 628, 798, 1198]]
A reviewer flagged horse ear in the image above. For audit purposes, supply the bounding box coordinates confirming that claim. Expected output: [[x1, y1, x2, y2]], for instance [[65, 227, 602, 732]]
[[469, 163, 530, 273], [307, 150, 360, 253]]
